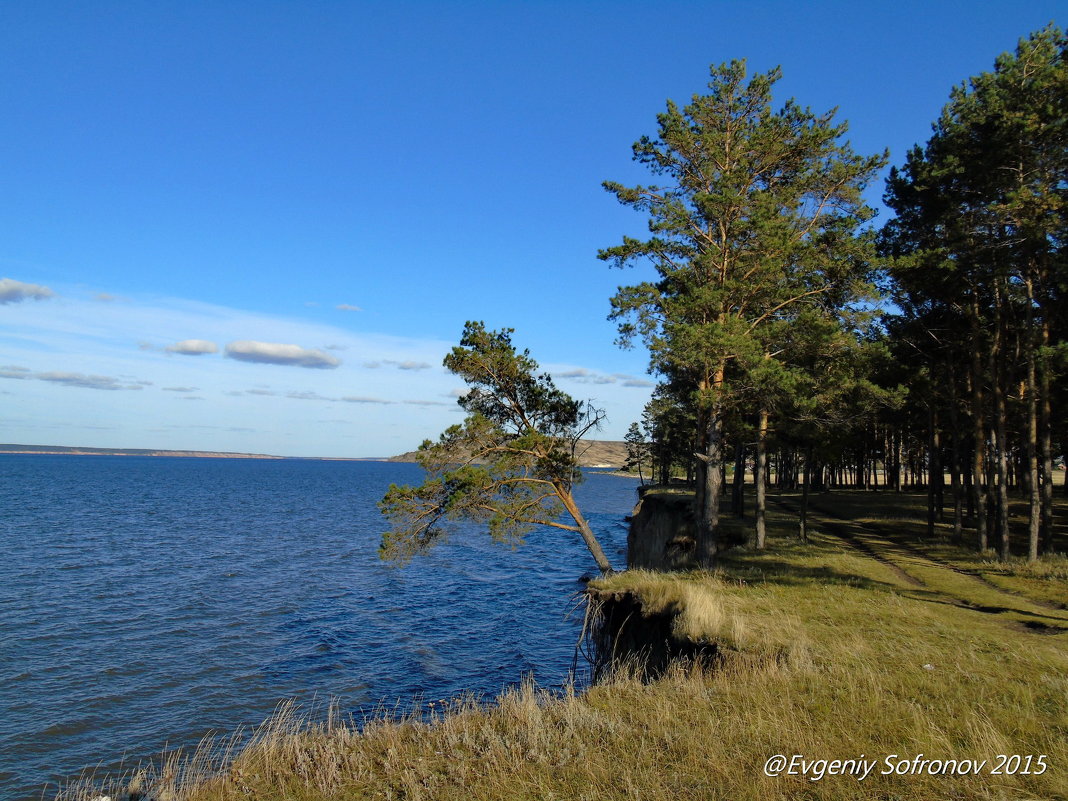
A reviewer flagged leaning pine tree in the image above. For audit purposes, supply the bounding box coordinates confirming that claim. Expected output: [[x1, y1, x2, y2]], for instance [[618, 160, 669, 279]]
[[601, 60, 886, 567], [378, 321, 614, 574]]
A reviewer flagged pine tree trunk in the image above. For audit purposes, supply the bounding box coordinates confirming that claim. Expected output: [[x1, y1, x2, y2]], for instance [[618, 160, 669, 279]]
[[557, 484, 613, 575], [893, 429, 902, 492], [963, 443, 975, 524], [927, 406, 937, 539], [694, 407, 708, 513], [950, 427, 964, 544], [1040, 318, 1054, 554], [732, 441, 745, 518], [872, 427, 880, 489], [755, 410, 768, 549], [991, 283, 1011, 561], [697, 406, 724, 568], [933, 415, 944, 522], [945, 362, 963, 541], [969, 291, 989, 551], [1025, 275, 1040, 562], [799, 444, 812, 543]]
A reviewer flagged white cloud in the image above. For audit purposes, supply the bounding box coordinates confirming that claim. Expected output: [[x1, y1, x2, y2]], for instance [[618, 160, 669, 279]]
[[338, 395, 448, 407], [336, 303, 362, 312], [36, 371, 145, 391], [162, 386, 199, 392], [224, 340, 341, 369], [559, 368, 617, 385], [0, 278, 54, 304], [0, 364, 147, 390], [385, 359, 431, 371], [166, 339, 219, 355], [555, 368, 650, 388]]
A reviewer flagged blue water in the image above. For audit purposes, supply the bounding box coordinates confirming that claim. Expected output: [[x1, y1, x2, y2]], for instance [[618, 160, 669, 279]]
[[0, 455, 635, 799]]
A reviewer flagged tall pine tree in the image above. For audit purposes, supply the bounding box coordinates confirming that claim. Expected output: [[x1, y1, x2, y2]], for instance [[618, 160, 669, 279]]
[[601, 60, 885, 566]]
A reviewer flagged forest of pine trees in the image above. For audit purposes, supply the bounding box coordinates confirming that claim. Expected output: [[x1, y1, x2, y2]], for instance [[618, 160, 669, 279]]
[[610, 26, 1067, 564]]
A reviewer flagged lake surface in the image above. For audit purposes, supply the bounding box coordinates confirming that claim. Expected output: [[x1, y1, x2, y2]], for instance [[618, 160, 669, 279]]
[[0, 455, 635, 799]]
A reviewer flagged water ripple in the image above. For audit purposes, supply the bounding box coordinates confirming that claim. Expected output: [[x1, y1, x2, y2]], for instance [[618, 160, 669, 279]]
[[0, 455, 634, 799]]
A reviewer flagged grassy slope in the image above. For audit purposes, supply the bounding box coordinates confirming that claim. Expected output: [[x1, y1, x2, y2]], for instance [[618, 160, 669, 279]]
[[68, 492, 1067, 801]]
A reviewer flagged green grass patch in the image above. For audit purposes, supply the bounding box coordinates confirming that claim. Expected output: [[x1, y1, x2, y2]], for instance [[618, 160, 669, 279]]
[[806, 489, 1068, 609]]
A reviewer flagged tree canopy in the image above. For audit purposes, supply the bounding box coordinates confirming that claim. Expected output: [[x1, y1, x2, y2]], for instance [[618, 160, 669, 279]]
[[882, 24, 1068, 560], [601, 59, 887, 566], [379, 321, 614, 574]]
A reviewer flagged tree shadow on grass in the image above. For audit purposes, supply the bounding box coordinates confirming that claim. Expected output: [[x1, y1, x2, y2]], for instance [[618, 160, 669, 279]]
[[718, 556, 905, 594], [893, 586, 1068, 633]]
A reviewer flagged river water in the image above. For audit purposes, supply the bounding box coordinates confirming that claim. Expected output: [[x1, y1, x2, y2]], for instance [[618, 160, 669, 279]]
[[0, 455, 635, 799]]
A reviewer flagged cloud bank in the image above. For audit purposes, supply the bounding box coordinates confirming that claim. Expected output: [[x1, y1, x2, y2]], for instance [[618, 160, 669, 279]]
[[556, 368, 653, 388], [224, 340, 341, 369], [558, 368, 617, 385], [166, 339, 219, 355], [339, 395, 448, 407], [0, 278, 55, 304], [0, 284, 651, 453], [0, 366, 147, 391], [385, 359, 431, 371]]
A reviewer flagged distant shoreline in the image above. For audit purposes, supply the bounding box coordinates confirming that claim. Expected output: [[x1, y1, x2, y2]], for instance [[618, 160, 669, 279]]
[[0, 444, 386, 461], [0, 439, 633, 466]]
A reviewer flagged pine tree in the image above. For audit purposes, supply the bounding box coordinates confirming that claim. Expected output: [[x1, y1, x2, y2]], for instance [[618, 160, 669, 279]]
[[601, 60, 886, 566], [624, 422, 649, 485], [883, 25, 1068, 560], [379, 322, 614, 574]]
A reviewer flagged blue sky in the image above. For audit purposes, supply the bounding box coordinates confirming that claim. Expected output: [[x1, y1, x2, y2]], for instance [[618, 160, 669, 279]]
[[0, 1, 1062, 457]]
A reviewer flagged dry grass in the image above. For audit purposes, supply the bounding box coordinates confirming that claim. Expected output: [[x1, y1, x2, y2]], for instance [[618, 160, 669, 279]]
[[991, 553, 1068, 581], [591, 570, 814, 667], [60, 495, 1068, 801]]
